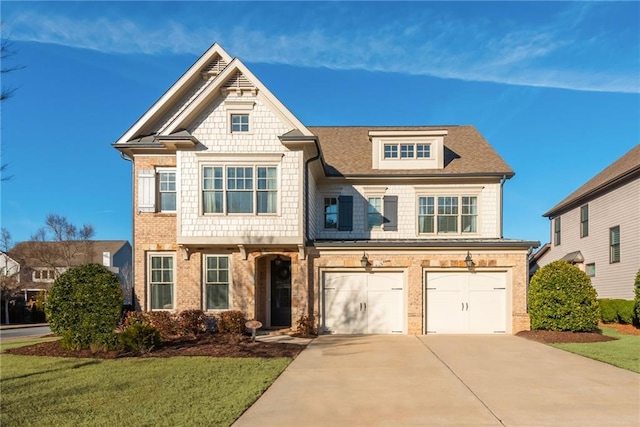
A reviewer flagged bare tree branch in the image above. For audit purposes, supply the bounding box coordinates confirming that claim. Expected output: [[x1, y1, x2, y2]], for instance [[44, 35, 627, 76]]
[[30, 214, 96, 270]]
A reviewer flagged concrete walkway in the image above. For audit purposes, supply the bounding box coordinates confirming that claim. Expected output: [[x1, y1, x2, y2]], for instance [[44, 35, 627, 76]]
[[233, 334, 640, 427]]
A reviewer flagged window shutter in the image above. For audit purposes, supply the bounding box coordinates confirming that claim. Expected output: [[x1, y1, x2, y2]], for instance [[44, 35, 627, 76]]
[[383, 195, 398, 231], [138, 170, 156, 212], [338, 196, 353, 231]]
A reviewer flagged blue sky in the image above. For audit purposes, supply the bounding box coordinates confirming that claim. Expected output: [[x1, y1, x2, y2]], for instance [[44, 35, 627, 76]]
[[1, 1, 638, 247]]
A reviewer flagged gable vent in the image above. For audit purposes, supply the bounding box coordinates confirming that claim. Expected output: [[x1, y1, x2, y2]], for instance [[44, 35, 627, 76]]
[[222, 71, 257, 96], [201, 56, 228, 79]]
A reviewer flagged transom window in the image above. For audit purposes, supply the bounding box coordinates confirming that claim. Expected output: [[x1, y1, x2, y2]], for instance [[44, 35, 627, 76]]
[[202, 166, 277, 214], [384, 143, 431, 159], [204, 255, 230, 310], [418, 195, 477, 234], [231, 114, 249, 132], [367, 197, 383, 229], [610, 226, 620, 263], [324, 197, 338, 229], [149, 254, 174, 310], [158, 170, 176, 212]]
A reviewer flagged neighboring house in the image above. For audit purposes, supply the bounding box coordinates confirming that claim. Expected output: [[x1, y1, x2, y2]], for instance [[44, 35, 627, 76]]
[[113, 43, 539, 335], [0, 251, 20, 280], [10, 240, 133, 304], [532, 144, 640, 300]]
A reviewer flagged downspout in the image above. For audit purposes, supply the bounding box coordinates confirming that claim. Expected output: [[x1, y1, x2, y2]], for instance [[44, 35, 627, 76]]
[[120, 152, 135, 310], [304, 139, 321, 244], [500, 174, 507, 239]]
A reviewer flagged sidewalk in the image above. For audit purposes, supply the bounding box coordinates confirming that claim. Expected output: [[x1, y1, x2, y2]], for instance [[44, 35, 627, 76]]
[[0, 323, 48, 330]]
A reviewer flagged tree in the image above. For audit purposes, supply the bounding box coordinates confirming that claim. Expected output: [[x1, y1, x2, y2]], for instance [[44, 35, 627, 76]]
[[1, 29, 24, 182], [29, 214, 96, 276], [1, 228, 22, 324]]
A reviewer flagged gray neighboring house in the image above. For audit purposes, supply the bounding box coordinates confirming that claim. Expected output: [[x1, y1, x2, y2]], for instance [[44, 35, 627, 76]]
[[10, 240, 133, 305], [532, 144, 640, 299]]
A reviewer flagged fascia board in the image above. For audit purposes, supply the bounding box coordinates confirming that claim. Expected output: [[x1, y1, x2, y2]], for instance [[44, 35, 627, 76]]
[[114, 43, 233, 145]]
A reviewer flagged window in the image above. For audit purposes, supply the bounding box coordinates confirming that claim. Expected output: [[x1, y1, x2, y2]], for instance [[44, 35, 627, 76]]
[[554, 217, 561, 246], [202, 165, 277, 215], [367, 197, 383, 229], [33, 269, 56, 282], [324, 197, 338, 229], [586, 263, 596, 277], [610, 226, 620, 263], [383, 144, 398, 159], [580, 205, 589, 238], [384, 142, 431, 159], [149, 254, 174, 310], [204, 255, 230, 310], [158, 170, 176, 211], [231, 114, 249, 132], [418, 195, 477, 234]]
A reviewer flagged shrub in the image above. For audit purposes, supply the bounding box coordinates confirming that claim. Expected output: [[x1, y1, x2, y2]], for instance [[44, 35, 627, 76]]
[[146, 311, 178, 339], [120, 310, 149, 329], [599, 299, 636, 324], [617, 300, 635, 324], [178, 309, 208, 336], [216, 310, 247, 334], [635, 271, 640, 326], [45, 264, 123, 350], [599, 299, 619, 323], [296, 315, 316, 335], [118, 323, 161, 353], [528, 260, 600, 332]]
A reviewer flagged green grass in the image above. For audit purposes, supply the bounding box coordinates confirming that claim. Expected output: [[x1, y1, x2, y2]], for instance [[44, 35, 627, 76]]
[[551, 327, 640, 373], [1, 339, 292, 427]]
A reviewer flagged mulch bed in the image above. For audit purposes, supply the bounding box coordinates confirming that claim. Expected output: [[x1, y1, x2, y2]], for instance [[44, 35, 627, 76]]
[[516, 323, 639, 344], [4, 333, 308, 359]]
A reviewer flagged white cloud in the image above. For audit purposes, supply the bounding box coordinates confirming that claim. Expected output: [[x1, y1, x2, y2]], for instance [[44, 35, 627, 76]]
[[3, 4, 638, 94]]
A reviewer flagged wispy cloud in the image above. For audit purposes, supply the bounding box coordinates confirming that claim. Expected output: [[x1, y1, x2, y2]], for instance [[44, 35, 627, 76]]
[[3, 2, 638, 94]]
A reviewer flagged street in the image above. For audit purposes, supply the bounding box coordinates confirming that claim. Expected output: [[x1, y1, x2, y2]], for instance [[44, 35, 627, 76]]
[[0, 326, 52, 341]]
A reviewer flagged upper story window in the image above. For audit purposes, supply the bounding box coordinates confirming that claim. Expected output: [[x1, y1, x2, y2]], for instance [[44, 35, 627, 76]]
[[580, 205, 589, 238], [418, 195, 477, 234], [383, 144, 398, 159], [158, 170, 176, 212], [586, 263, 596, 277], [367, 197, 383, 229], [370, 130, 447, 170], [383, 142, 431, 160], [324, 197, 338, 229], [148, 253, 174, 310], [609, 226, 620, 263], [202, 165, 277, 215], [231, 114, 249, 132], [553, 217, 561, 246], [33, 268, 57, 282], [322, 195, 354, 231]]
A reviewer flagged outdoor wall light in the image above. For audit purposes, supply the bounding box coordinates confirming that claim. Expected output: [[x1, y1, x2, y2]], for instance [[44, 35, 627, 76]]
[[464, 251, 475, 269], [274, 255, 283, 266], [360, 252, 369, 267]]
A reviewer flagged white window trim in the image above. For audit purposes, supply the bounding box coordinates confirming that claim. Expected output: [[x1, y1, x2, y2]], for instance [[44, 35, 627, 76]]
[[199, 163, 280, 216], [202, 254, 233, 312], [147, 252, 176, 311], [322, 193, 341, 230], [416, 193, 480, 236], [156, 167, 177, 213], [225, 100, 255, 135]]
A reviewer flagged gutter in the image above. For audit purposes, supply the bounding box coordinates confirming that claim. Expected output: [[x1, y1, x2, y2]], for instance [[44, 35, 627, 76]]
[[500, 174, 507, 238], [119, 152, 136, 309], [304, 139, 322, 244]]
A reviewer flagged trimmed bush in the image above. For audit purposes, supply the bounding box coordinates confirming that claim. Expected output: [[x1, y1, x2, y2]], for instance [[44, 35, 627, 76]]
[[635, 271, 640, 326], [216, 310, 246, 334], [118, 323, 161, 353], [178, 309, 208, 336], [599, 299, 619, 323], [529, 260, 600, 332], [599, 299, 636, 324], [146, 311, 178, 339], [45, 263, 123, 350]]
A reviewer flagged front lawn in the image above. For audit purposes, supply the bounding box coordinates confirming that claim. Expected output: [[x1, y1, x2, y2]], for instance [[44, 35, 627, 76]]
[[551, 326, 640, 373], [1, 339, 292, 427]]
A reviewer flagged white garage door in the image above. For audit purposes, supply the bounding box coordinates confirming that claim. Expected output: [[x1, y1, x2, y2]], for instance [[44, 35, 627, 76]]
[[323, 272, 404, 334], [425, 272, 507, 334]]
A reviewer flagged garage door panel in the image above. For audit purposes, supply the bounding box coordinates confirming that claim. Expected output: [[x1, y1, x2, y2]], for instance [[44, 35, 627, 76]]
[[468, 289, 506, 333], [367, 289, 404, 333], [426, 289, 464, 334]]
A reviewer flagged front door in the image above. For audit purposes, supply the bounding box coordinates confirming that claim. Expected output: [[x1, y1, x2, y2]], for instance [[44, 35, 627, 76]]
[[270, 259, 291, 327]]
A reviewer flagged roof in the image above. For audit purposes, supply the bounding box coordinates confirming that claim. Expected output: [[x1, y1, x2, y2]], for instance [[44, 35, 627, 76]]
[[544, 144, 640, 217], [308, 126, 514, 177], [313, 238, 539, 249], [10, 240, 130, 267]]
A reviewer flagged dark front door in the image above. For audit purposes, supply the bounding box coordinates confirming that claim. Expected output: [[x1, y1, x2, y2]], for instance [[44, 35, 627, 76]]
[[270, 258, 291, 327]]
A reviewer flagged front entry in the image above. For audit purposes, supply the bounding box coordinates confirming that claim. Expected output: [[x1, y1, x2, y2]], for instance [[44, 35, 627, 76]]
[[270, 258, 291, 327]]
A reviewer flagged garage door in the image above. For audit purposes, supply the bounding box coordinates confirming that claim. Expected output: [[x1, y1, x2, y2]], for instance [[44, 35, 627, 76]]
[[425, 272, 507, 334], [323, 272, 404, 334]]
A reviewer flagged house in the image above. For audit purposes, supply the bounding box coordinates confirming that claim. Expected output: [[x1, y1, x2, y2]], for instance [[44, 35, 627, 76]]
[[10, 240, 133, 305], [532, 144, 640, 300], [113, 43, 539, 335]]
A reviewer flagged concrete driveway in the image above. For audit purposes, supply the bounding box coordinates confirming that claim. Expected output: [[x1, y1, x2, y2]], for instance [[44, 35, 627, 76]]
[[233, 334, 640, 427]]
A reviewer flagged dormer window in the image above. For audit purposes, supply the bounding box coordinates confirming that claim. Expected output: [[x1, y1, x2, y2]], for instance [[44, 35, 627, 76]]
[[370, 130, 446, 170]]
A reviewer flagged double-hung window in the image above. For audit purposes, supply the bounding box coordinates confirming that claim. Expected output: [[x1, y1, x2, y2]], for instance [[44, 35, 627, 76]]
[[610, 226, 620, 263], [149, 254, 174, 310], [158, 170, 176, 212], [204, 255, 230, 310], [580, 205, 589, 238], [367, 197, 383, 229], [324, 197, 338, 229], [418, 195, 477, 234], [202, 165, 277, 215]]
